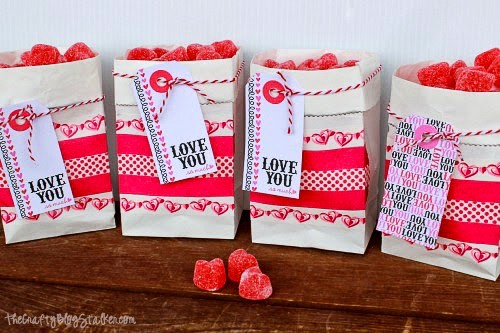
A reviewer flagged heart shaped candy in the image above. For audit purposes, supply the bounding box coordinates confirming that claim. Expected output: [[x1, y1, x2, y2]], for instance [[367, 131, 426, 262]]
[[193, 258, 226, 291], [239, 266, 272, 301], [228, 249, 259, 282]]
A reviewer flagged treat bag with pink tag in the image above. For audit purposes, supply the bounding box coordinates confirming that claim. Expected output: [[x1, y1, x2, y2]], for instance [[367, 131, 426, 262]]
[[114, 46, 244, 238], [246, 50, 381, 253], [381, 62, 500, 280], [0, 47, 115, 244]]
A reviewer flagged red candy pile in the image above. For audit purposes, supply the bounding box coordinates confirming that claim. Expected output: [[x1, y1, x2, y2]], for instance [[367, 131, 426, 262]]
[[262, 53, 359, 71], [126, 40, 238, 61], [193, 248, 273, 300], [0, 42, 95, 68], [417, 48, 500, 92]]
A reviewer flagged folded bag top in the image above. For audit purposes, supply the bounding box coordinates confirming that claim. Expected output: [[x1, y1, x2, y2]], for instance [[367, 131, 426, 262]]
[[250, 49, 381, 115], [392, 61, 500, 145], [114, 47, 242, 106], [0, 50, 102, 108]]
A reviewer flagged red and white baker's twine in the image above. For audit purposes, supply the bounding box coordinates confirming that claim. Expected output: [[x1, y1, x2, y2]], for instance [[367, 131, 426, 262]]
[[274, 65, 382, 134], [113, 61, 245, 107], [386, 104, 500, 162], [0, 96, 105, 161]]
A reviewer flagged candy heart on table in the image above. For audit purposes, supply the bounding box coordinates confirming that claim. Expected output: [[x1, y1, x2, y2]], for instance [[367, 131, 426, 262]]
[[228, 249, 259, 282], [238, 266, 273, 301], [193, 258, 226, 292]]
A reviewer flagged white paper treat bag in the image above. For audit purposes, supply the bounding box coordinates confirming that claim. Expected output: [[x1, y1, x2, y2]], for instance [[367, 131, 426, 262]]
[[245, 49, 381, 253], [381, 61, 500, 281], [0, 47, 116, 244], [114, 46, 244, 239]]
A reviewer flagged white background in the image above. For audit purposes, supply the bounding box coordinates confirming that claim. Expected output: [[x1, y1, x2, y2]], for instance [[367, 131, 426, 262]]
[[2, 0, 499, 195]]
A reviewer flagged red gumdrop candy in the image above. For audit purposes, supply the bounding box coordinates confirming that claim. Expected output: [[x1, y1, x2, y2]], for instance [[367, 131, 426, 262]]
[[228, 249, 259, 282], [487, 56, 500, 86], [343, 60, 359, 67], [309, 60, 322, 70], [454, 66, 486, 80], [27, 44, 60, 66], [456, 69, 495, 92], [474, 48, 500, 68], [318, 53, 338, 69], [152, 47, 167, 58], [12, 63, 25, 67], [187, 43, 204, 60], [199, 45, 216, 53], [58, 55, 67, 63], [417, 62, 452, 88], [196, 49, 222, 60], [20, 51, 31, 65], [297, 59, 314, 70], [239, 266, 272, 300], [212, 40, 238, 59], [193, 258, 226, 291], [64, 42, 95, 62], [278, 60, 297, 70], [0, 63, 10, 68], [263, 59, 279, 68], [450, 60, 466, 77], [159, 46, 188, 61], [126, 47, 156, 60]]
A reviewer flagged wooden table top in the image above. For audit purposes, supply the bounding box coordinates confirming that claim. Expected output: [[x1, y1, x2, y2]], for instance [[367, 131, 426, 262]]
[[0, 211, 498, 332]]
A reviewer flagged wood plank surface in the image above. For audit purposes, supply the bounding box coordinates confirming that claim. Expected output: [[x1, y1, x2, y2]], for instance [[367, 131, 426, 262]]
[[0, 211, 498, 328], [0, 280, 498, 333]]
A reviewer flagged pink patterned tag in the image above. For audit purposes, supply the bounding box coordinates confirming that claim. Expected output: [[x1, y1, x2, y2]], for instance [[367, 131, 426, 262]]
[[377, 115, 458, 248]]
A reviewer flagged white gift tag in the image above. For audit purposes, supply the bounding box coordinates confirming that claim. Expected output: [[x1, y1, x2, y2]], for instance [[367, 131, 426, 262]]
[[377, 115, 458, 248], [243, 72, 305, 199], [132, 62, 217, 184], [0, 101, 74, 218]]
